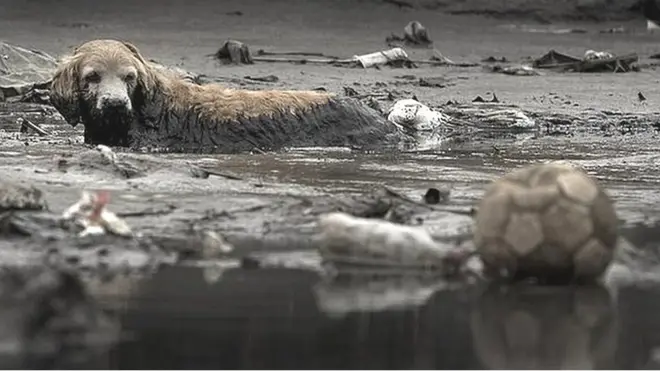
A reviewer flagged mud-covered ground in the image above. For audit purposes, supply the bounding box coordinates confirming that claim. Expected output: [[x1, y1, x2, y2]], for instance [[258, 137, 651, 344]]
[[2, 0, 660, 368]]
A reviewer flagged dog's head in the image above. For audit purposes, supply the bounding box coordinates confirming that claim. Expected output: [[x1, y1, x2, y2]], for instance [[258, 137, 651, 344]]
[[50, 39, 157, 144]]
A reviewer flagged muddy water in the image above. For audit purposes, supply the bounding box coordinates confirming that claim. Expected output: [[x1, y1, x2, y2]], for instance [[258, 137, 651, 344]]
[[67, 265, 660, 370], [2, 118, 660, 368]]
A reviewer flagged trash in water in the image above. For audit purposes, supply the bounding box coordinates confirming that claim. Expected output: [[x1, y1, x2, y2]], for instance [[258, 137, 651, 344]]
[[96, 144, 117, 164], [387, 99, 450, 131], [316, 212, 459, 271], [61, 190, 133, 238]]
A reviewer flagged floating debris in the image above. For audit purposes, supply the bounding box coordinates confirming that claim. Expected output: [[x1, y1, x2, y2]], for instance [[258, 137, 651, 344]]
[[316, 212, 463, 272], [61, 190, 132, 238], [387, 98, 451, 131]]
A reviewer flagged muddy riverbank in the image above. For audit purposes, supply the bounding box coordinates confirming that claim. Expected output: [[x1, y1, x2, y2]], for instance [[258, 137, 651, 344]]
[[2, 0, 660, 368]]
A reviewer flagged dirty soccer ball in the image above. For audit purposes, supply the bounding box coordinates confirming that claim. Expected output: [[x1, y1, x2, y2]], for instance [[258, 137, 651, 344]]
[[473, 162, 619, 284]]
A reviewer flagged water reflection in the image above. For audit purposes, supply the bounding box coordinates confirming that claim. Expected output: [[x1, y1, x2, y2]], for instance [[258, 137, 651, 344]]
[[50, 265, 660, 369], [470, 284, 618, 370], [313, 273, 462, 318]]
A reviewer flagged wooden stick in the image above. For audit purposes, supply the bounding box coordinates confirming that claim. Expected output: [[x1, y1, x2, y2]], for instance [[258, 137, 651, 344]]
[[17, 117, 50, 136], [256, 50, 341, 59], [252, 56, 355, 64]]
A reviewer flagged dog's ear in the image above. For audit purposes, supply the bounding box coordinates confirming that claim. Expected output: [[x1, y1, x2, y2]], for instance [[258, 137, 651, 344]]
[[121, 40, 158, 100], [50, 55, 82, 127], [121, 41, 149, 65]]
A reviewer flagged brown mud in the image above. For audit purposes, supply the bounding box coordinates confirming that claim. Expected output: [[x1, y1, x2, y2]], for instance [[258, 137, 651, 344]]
[[1, 0, 660, 368]]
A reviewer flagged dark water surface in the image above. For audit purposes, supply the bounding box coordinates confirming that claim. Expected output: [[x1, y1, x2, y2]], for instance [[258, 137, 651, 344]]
[[69, 265, 658, 370]]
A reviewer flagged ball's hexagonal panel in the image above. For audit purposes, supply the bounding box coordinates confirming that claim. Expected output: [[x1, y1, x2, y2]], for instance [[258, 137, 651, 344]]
[[573, 238, 613, 278], [523, 243, 573, 270], [541, 197, 593, 252], [504, 212, 544, 256], [510, 185, 559, 211], [557, 171, 599, 206], [475, 185, 516, 240], [528, 163, 574, 187], [590, 192, 619, 249]]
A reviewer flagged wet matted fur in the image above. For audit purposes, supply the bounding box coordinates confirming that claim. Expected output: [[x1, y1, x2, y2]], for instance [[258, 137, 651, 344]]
[[50, 39, 413, 153]]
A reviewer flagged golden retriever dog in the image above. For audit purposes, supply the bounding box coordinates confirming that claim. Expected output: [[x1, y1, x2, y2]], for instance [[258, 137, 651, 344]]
[[50, 39, 415, 153]]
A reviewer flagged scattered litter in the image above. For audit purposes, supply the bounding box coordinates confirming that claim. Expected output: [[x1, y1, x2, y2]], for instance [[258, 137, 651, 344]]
[[198, 229, 234, 258], [584, 50, 615, 60], [17, 117, 50, 136], [316, 212, 459, 271], [387, 99, 450, 131], [533, 49, 638, 73], [96, 144, 117, 164], [404, 21, 432, 46], [472, 93, 500, 103], [353, 47, 411, 68], [188, 163, 244, 180], [214, 40, 253, 64], [486, 64, 541, 76], [482, 56, 508, 63], [418, 76, 453, 88], [499, 24, 587, 34], [386, 21, 433, 47], [61, 190, 133, 238], [256, 50, 339, 59], [244, 75, 279, 83]]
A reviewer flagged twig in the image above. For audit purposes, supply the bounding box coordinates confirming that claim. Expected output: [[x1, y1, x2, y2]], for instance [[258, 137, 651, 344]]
[[256, 50, 341, 59], [17, 117, 50, 136], [189, 164, 244, 180], [412, 60, 480, 67], [252, 56, 355, 65], [116, 204, 177, 218]]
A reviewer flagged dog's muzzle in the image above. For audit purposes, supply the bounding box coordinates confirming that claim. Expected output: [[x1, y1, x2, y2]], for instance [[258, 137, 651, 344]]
[[97, 94, 132, 113]]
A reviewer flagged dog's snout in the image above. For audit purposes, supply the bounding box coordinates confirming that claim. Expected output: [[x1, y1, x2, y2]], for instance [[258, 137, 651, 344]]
[[99, 95, 129, 109]]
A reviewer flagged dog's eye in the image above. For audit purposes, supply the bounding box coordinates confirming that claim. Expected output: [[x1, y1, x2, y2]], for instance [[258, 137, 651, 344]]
[[124, 73, 136, 83], [84, 72, 101, 84]]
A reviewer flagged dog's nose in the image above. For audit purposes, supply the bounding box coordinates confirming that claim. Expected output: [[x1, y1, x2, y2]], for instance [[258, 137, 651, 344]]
[[99, 95, 130, 110]]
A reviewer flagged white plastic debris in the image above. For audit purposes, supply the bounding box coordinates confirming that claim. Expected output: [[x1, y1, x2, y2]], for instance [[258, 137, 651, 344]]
[[387, 99, 450, 131], [316, 212, 452, 268], [200, 230, 234, 257], [353, 47, 409, 68], [96, 144, 117, 164], [584, 50, 614, 61], [61, 190, 133, 238]]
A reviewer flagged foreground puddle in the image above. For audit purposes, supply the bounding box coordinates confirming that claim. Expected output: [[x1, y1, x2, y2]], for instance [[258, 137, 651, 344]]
[[35, 265, 657, 369]]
